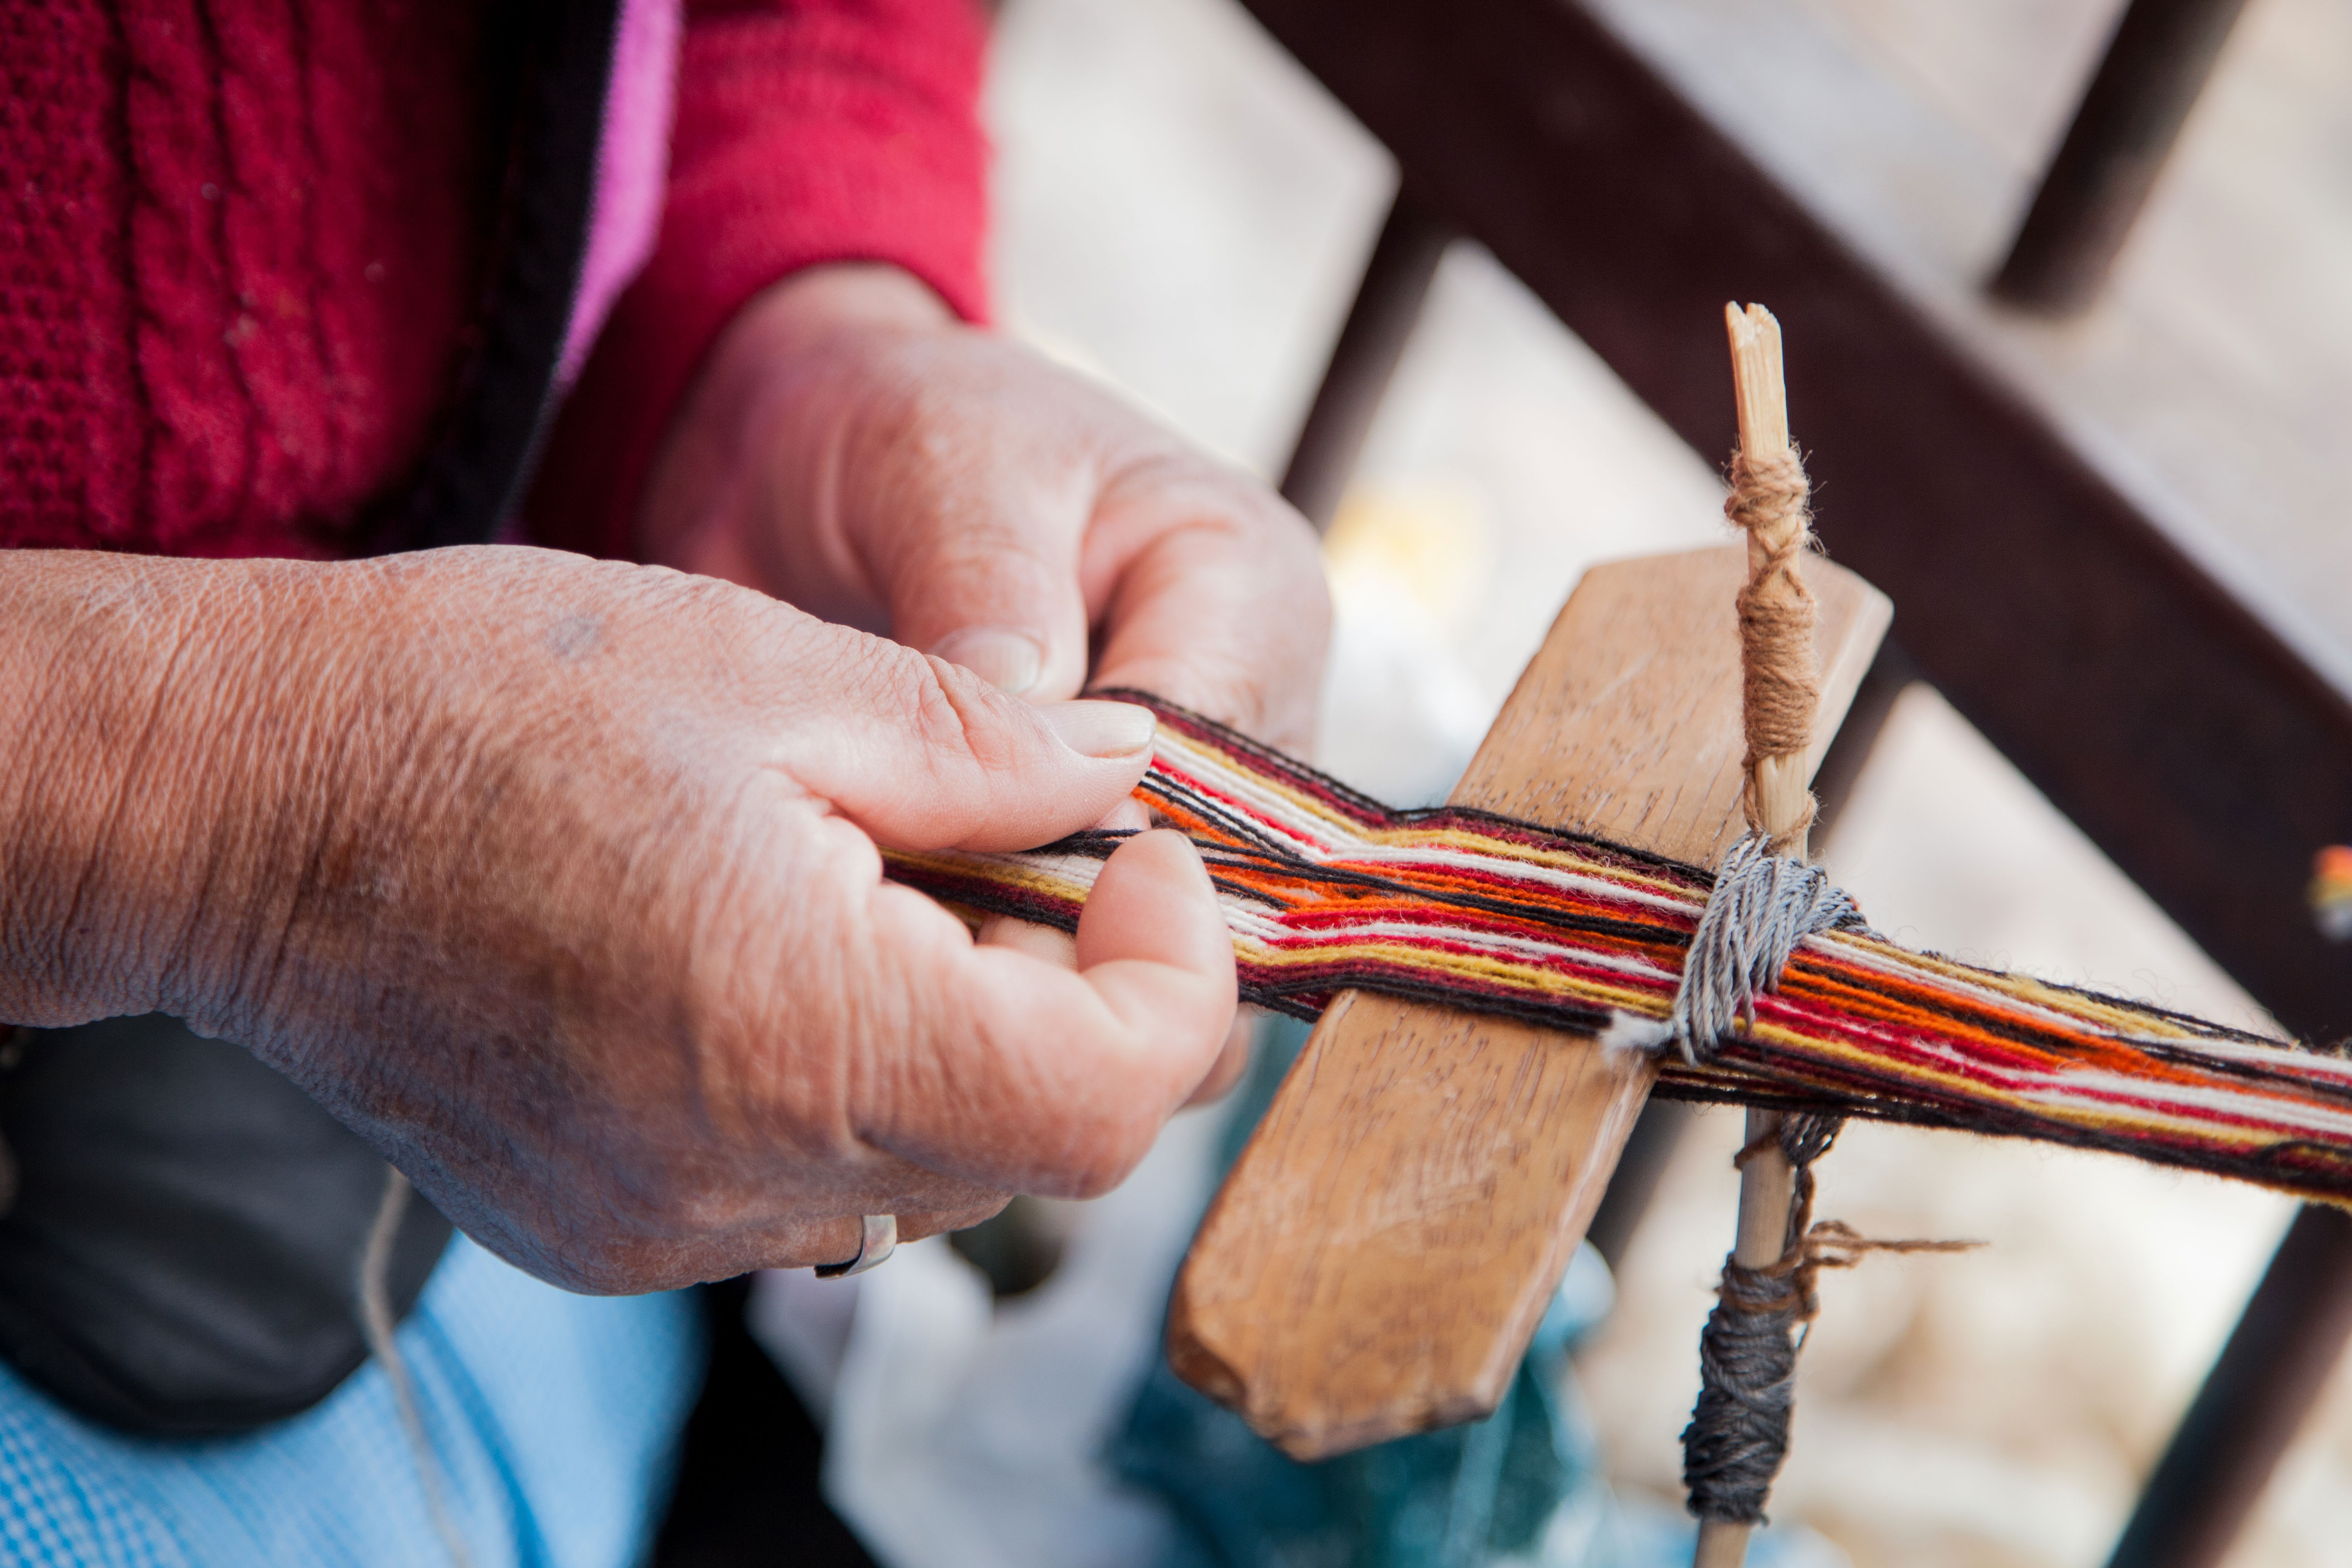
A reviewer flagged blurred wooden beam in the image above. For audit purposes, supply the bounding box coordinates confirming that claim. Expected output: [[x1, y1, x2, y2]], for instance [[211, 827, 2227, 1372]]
[[1279, 189, 1457, 533], [1238, 0, 2352, 1047], [1992, 0, 2255, 315], [2103, 1205, 2352, 1568]]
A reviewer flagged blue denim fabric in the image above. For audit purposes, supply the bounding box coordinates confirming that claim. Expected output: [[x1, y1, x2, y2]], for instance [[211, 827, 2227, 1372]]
[[0, 1236, 703, 1568]]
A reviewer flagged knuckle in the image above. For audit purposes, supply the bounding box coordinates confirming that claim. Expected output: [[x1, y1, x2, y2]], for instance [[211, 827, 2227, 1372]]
[[905, 654, 1025, 775]]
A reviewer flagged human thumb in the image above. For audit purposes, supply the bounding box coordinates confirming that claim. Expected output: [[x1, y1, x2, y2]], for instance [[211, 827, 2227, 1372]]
[[787, 639, 1156, 854]]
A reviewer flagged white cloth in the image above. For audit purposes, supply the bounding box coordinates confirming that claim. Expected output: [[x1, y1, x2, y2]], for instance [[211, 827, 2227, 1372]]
[[749, 1104, 1232, 1568]]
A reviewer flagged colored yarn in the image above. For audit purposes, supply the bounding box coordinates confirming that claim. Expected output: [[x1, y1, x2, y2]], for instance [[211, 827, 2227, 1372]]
[[884, 694, 2352, 1209], [2312, 847, 2352, 943], [1683, 1245, 1799, 1526], [1680, 1115, 1828, 1527]]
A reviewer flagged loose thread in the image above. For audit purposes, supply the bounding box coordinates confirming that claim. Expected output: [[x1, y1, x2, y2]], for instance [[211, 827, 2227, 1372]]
[[359, 1170, 475, 1568]]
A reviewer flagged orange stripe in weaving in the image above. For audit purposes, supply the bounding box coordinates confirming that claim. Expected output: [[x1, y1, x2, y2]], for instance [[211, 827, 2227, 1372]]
[[883, 694, 2352, 1209]]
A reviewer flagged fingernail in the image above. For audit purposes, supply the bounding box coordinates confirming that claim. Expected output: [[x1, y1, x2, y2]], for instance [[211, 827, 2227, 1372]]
[[1041, 699, 1157, 759], [930, 627, 1043, 695]]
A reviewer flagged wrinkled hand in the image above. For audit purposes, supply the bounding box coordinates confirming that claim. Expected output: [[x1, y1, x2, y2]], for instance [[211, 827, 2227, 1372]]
[[642, 264, 1329, 1098], [642, 264, 1329, 753], [0, 548, 1236, 1291]]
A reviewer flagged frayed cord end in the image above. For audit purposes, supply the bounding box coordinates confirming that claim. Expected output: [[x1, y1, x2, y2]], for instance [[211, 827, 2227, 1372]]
[[1600, 1012, 1676, 1056]]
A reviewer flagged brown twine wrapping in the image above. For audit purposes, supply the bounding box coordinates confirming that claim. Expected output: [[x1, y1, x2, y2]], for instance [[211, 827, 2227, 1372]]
[[1725, 446, 1820, 850]]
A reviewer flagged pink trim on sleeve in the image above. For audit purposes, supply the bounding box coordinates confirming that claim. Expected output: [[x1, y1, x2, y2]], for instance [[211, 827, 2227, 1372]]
[[554, 0, 683, 392], [525, 0, 991, 562]]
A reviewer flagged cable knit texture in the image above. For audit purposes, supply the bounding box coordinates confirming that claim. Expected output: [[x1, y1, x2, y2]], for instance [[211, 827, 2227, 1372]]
[[524, 0, 993, 562], [0, 0, 489, 559], [2, 0, 991, 563]]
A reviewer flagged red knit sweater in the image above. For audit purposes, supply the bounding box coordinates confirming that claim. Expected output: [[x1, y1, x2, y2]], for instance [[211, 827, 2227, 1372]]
[[0, 0, 988, 562]]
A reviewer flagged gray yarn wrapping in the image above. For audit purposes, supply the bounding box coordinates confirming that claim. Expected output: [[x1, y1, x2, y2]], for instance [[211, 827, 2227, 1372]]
[[1667, 832, 1863, 1066], [1669, 836, 1864, 1526]]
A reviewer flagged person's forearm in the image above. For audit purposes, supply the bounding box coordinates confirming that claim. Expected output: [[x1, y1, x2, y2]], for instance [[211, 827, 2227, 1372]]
[[0, 550, 533, 1046], [0, 548, 673, 1057], [0, 551, 288, 1027]]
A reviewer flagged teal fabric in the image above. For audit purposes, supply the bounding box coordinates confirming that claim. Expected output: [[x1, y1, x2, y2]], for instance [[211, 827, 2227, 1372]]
[[1115, 1256, 1619, 1567], [0, 1236, 704, 1568]]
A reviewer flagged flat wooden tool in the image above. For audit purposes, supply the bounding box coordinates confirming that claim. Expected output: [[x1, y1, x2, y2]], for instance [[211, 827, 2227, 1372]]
[[1167, 543, 1891, 1460]]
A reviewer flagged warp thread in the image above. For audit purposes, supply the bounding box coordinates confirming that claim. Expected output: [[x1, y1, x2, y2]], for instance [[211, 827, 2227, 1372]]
[[1725, 446, 1822, 850], [882, 693, 2352, 1211]]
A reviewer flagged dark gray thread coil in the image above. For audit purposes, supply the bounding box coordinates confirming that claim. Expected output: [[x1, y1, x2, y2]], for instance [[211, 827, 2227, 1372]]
[[1678, 1111, 1843, 1526], [1681, 1255, 1801, 1525]]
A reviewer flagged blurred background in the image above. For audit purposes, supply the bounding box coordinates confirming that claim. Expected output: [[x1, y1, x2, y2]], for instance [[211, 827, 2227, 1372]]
[[838, 1, 2352, 1563]]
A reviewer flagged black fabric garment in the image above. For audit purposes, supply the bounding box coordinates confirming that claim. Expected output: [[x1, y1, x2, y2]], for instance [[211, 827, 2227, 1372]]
[[400, 0, 628, 550], [0, 0, 628, 1440], [0, 1016, 451, 1437], [654, 1277, 878, 1568]]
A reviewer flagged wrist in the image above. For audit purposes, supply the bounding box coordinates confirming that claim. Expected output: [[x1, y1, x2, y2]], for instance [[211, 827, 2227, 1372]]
[[0, 553, 297, 1025], [638, 263, 959, 575]]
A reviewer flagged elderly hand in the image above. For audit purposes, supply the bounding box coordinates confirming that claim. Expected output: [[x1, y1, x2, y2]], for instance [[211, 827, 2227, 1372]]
[[641, 264, 1329, 752], [642, 263, 1330, 1099], [0, 548, 1235, 1291]]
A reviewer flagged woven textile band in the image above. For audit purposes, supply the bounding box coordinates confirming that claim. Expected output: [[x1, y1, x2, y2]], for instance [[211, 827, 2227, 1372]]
[[884, 694, 2352, 1209]]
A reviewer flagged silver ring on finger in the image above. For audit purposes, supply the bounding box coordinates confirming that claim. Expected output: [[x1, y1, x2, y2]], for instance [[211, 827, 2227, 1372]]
[[814, 1214, 897, 1279]]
